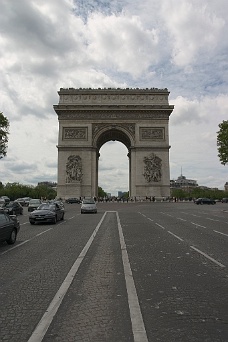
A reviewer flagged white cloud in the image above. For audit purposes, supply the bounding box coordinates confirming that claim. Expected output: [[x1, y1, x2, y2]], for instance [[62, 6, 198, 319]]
[[85, 13, 159, 77], [171, 94, 228, 126], [160, 0, 226, 67]]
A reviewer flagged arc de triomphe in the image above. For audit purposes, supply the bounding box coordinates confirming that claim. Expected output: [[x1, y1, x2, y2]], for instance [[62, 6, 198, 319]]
[[54, 88, 174, 199]]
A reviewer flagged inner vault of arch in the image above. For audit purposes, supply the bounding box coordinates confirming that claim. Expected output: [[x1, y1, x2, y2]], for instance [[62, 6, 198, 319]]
[[95, 128, 132, 152]]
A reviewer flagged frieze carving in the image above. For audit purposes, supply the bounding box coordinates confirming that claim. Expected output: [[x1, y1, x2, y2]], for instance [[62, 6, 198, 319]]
[[63, 127, 87, 140], [66, 155, 82, 183], [143, 153, 162, 182], [140, 128, 164, 140], [92, 123, 135, 139], [57, 111, 171, 121], [58, 91, 169, 105]]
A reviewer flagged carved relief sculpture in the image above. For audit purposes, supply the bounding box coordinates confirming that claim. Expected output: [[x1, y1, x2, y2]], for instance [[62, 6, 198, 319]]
[[143, 153, 162, 182], [140, 128, 164, 140], [66, 155, 82, 183], [63, 127, 87, 140]]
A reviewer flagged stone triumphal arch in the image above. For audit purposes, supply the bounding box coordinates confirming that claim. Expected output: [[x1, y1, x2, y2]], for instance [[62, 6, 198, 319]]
[[54, 88, 174, 199]]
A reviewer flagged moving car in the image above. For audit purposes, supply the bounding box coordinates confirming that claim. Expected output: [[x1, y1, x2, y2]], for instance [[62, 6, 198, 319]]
[[0, 198, 5, 208], [15, 198, 26, 206], [2, 201, 23, 215], [23, 197, 31, 206], [221, 198, 228, 203], [0, 211, 20, 244], [29, 203, 65, 224], [28, 199, 42, 212], [49, 199, 65, 209], [65, 197, 81, 204], [81, 198, 97, 214], [0, 196, 10, 204], [194, 198, 216, 205]]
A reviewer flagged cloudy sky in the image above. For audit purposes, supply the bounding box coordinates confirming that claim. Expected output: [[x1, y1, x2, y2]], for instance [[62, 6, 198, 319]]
[[0, 0, 227, 196]]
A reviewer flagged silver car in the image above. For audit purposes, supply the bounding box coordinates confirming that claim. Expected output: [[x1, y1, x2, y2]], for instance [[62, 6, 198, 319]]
[[81, 199, 97, 214]]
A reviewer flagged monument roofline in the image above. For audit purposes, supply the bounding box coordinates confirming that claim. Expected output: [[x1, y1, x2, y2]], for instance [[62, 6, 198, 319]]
[[56, 88, 173, 107], [58, 87, 170, 94]]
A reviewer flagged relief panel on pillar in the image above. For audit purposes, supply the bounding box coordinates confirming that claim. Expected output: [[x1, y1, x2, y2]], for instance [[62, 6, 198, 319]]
[[143, 153, 162, 183], [66, 155, 83, 183]]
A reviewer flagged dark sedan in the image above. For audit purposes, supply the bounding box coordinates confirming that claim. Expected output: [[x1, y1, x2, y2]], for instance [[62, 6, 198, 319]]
[[2, 201, 23, 215], [195, 198, 216, 205], [29, 203, 64, 224], [65, 197, 81, 204], [0, 212, 20, 244]]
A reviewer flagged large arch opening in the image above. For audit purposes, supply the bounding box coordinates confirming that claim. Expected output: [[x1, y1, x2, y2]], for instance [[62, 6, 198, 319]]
[[96, 128, 131, 197], [98, 141, 129, 197]]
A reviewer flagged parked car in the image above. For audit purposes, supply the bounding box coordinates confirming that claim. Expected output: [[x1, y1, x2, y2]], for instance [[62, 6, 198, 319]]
[[194, 198, 216, 205], [23, 197, 31, 206], [0, 198, 5, 208], [51, 200, 65, 209], [0, 196, 10, 204], [28, 199, 42, 212], [81, 198, 97, 214], [221, 198, 228, 203], [15, 198, 26, 206], [65, 197, 81, 204], [29, 203, 65, 224], [0, 211, 20, 244], [2, 201, 23, 215]]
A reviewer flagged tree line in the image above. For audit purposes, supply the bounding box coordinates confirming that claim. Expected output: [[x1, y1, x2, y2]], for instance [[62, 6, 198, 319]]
[[0, 182, 57, 201], [171, 187, 227, 201]]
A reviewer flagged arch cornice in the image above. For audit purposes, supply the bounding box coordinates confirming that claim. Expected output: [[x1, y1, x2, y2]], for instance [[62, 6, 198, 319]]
[[54, 109, 173, 121]]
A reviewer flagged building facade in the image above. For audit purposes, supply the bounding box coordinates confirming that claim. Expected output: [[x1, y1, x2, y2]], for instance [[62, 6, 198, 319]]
[[54, 88, 174, 199]]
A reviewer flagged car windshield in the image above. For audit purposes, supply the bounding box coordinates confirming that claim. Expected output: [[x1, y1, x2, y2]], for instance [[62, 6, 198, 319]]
[[83, 200, 95, 204], [30, 199, 41, 204], [38, 204, 55, 211]]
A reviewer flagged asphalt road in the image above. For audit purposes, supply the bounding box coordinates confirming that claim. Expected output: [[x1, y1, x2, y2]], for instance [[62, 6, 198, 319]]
[[0, 201, 228, 342]]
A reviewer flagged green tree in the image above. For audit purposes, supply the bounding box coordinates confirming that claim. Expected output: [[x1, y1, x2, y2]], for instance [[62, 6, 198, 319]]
[[0, 182, 57, 201], [98, 186, 107, 198], [171, 188, 187, 199], [217, 120, 228, 165], [0, 112, 10, 159]]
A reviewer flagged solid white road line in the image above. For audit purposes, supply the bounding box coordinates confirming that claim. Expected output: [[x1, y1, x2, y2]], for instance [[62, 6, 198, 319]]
[[36, 228, 53, 236], [1, 240, 30, 255], [116, 212, 148, 342], [190, 246, 225, 268], [28, 212, 107, 342]]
